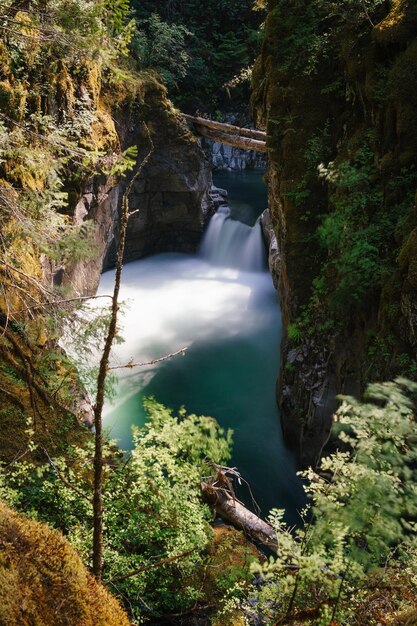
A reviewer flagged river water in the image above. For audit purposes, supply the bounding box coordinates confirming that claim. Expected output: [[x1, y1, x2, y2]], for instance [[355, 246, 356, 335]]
[[97, 171, 304, 523]]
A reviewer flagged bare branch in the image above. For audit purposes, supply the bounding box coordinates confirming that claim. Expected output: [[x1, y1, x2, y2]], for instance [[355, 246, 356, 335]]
[[107, 548, 198, 584], [108, 347, 188, 371], [0, 111, 100, 158], [0, 259, 56, 296], [10, 294, 113, 316], [93, 125, 154, 579], [42, 447, 92, 503]]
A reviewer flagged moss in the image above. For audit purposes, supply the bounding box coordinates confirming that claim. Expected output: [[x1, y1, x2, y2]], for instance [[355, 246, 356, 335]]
[[12, 11, 42, 65], [0, 503, 130, 626], [203, 525, 258, 594], [55, 62, 76, 115], [88, 105, 119, 152], [0, 41, 10, 76], [395, 609, 417, 626], [211, 610, 247, 626], [83, 59, 102, 108], [388, 40, 417, 106], [0, 79, 27, 121]]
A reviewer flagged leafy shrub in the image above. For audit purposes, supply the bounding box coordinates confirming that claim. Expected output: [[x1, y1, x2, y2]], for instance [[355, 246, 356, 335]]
[[2, 400, 233, 622], [216, 379, 417, 625]]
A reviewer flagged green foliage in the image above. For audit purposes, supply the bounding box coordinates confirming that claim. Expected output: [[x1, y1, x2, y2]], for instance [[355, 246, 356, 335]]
[[287, 323, 303, 344], [268, 0, 386, 76], [131, 0, 263, 110], [132, 14, 192, 89], [310, 143, 417, 312], [285, 123, 332, 209], [218, 379, 417, 624], [2, 400, 233, 622]]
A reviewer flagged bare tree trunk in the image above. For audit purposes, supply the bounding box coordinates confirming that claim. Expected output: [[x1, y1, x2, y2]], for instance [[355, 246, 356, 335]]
[[92, 128, 154, 579], [201, 480, 277, 551]]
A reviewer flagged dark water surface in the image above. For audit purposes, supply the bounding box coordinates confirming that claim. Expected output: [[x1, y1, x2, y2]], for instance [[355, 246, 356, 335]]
[[213, 169, 268, 226]]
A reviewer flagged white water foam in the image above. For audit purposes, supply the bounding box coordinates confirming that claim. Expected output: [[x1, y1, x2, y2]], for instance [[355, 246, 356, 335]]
[[97, 254, 276, 415]]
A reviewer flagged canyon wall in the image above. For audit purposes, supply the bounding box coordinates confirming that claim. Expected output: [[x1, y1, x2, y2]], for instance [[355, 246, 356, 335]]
[[252, 0, 417, 466], [64, 81, 212, 297], [0, 36, 212, 454]]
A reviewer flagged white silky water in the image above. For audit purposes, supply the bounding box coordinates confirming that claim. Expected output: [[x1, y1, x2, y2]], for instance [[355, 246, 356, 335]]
[[97, 172, 304, 521]]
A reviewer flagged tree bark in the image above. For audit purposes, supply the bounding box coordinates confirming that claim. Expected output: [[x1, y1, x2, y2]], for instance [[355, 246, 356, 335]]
[[182, 113, 267, 141]]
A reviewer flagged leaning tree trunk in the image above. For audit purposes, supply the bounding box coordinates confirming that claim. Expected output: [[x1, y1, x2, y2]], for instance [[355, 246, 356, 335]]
[[190, 124, 267, 153]]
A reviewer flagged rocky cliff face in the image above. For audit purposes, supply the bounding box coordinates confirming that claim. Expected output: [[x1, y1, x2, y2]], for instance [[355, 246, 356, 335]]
[[252, 0, 417, 466], [0, 23, 212, 453], [64, 82, 212, 297], [210, 139, 266, 171]]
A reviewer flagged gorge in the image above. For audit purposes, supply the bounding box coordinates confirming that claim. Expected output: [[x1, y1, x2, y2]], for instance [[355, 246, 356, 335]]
[[95, 171, 304, 522], [1, 0, 417, 624]]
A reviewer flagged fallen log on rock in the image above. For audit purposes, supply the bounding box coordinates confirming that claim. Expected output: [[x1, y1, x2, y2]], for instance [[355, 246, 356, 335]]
[[201, 467, 277, 552]]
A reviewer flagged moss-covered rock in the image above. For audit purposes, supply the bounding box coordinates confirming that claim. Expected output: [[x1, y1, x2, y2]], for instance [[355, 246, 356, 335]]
[[252, 0, 417, 465], [0, 502, 130, 626]]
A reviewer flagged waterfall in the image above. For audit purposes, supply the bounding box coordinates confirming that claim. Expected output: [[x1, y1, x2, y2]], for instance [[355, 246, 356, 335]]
[[200, 206, 265, 272], [87, 170, 304, 520]]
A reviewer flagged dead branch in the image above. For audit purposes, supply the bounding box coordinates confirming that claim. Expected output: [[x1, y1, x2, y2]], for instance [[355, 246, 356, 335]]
[[0, 111, 98, 158], [42, 447, 92, 502], [10, 294, 113, 316], [107, 548, 198, 583], [0, 259, 56, 296], [92, 125, 154, 579], [108, 347, 188, 370]]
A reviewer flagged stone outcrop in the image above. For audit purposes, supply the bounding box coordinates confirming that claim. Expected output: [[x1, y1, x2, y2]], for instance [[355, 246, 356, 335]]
[[210, 138, 266, 170], [64, 86, 212, 297], [0, 43, 212, 450], [261, 209, 279, 291], [210, 185, 229, 211], [114, 106, 212, 268], [252, 0, 417, 466]]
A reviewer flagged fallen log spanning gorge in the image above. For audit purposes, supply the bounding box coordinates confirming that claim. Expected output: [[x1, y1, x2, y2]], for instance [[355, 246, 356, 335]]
[[183, 113, 267, 153]]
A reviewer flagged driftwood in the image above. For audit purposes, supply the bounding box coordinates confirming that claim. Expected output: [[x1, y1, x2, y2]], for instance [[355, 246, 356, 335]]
[[201, 467, 277, 552], [182, 113, 267, 141]]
